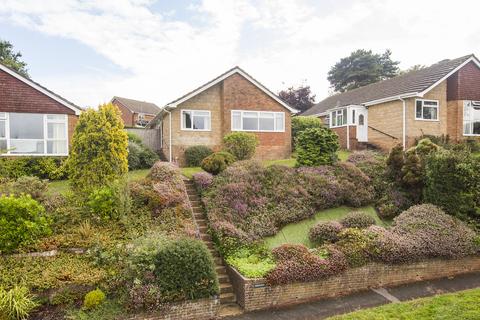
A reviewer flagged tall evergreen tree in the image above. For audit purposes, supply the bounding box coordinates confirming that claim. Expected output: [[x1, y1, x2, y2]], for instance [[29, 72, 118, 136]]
[[0, 39, 29, 77]]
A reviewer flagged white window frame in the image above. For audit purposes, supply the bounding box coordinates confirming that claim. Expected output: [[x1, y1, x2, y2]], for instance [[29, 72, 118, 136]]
[[330, 108, 348, 128], [415, 99, 439, 121], [230, 110, 285, 132], [0, 113, 69, 156], [463, 100, 480, 136], [180, 109, 211, 131]]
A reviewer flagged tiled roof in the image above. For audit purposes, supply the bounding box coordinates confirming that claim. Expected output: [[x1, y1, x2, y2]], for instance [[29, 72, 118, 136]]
[[112, 96, 161, 115]]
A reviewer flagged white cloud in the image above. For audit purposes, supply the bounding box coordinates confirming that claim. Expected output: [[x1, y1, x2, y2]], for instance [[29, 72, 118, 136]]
[[1, 0, 480, 107]]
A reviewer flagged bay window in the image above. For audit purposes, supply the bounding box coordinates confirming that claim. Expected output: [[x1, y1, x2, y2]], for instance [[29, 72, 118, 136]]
[[181, 110, 211, 131], [415, 99, 439, 121], [330, 109, 347, 127], [0, 113, 68, 155], [231, 111, 285, 132], [463, 101, 480, 136]]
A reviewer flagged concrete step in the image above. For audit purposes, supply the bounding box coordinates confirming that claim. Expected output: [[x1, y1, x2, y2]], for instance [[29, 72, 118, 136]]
[[201, 234, 212, 241], [214, 257, 223, 264], [216, 266, 227, 274], [218, 303, 243, 318], [190, 200, 202, 206], [218, 274, 230, 284], [220, 292, 236, 304], [220, 283, 233, 294], [196, 219, 207, 224]]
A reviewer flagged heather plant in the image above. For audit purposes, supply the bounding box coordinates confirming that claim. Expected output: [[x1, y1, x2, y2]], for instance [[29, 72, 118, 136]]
[[223, 132, 258, 160], [0, 176, 48, 201], [335, 162, 374, 207], [376, 187, 413, 219], [340, 211, 376, 229], [309, 221, 343, 245], [295, 127, 339, 166], [192, 172, 214, 194]]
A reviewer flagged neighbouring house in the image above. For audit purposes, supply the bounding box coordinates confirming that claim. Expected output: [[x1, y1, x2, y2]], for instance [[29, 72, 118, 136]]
[[302, 54, 480, 151], [147, 66, 298, 165], [111, 96, 161, 127], [0, 62, 82, 156]]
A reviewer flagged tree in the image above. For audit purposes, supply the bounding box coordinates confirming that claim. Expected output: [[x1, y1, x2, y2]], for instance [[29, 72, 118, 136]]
[[67, 103, 128, 193], [327, 49, 399, 93], [399, 64, 426, 75], [0, 40, 29, 78], [278, 84, 316, 113]]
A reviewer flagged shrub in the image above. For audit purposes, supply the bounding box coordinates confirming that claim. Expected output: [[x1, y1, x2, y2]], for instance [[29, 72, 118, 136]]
[[153, 238, 219, 301], [184, 145, 213, 167], [335, 228, 375, 267], [0, 176, 48, 201], [376, 187, 413, 219], [83, 289, 106, 310], [295, 127, 339, 167], [226, 245, 275, 278], [424, 149, 480, 220], [0, 195, 51, 253], [67, 103, 128, 193], [335, 162, 374, 207], [223, 132, 259, 160], [86, 180, 131, 221], [0, 157, 67, 180], [192, 172, 214, 194], [291, 116, 323, 148], [309, 221, 343, 245], [201, 151, 236, 175], [340, 211, 376, 229], [386, 144, 404, 181], [0, 286, 38, 320], [127, 133, 159, 170]]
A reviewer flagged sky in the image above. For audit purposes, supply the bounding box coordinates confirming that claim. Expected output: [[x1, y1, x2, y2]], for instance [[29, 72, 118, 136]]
[[1, 0, 480, 108]]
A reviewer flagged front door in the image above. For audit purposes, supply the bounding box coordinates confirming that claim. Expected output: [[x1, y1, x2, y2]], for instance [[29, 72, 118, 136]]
[[356, 108, 368, 142]]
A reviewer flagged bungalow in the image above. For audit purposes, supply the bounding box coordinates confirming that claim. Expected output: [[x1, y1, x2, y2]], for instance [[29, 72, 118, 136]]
[[147, 66, 298, 165], [302, 54, 480, 150], [0, 62, 82, 156], [111, 96, 161, 127]]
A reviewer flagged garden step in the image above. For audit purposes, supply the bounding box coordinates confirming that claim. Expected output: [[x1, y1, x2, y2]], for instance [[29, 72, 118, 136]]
[[188, 194, 200, 200], [218, 274, 230, 284], [220, 292, 236, 304], [190, 200, 202, 206], [218, 303, 243, 317], [196, 219, 207, 224], [216, 266, 227, 274], [214, 257, 223, 264], [201, 234, 212, 241], [194, 213, 204, 219], [220, 283, 233, 294]]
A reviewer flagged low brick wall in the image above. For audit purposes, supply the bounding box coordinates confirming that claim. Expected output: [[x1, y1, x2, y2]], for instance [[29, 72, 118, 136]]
[[127, 297, 220, 320], [227, 256, 480, 312]]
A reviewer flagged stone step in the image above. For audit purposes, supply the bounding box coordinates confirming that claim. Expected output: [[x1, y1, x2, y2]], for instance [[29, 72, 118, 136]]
[[216, 266, 227, 274], [218, 274, 230, 284], [194, 212, 204, 218], [196, 219, 207, 224], [190, 200, 202, 206], [201, 234, 212, 241], [214, 257, 223, 264], [220, 292, 236, 304], [220, 283, 233, 294], [218, 303, 244, 318], [199, 226, 208, 233]]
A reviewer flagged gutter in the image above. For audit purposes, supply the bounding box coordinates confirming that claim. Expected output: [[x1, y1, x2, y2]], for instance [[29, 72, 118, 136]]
[[164, 108, 172, 162]]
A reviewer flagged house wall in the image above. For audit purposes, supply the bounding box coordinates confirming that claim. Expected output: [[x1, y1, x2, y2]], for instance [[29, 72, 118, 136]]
[[112, 100, 135, 127], [447, 61, 480, 101], [162, 74, 292, 166], [331, 126, 357, 150]]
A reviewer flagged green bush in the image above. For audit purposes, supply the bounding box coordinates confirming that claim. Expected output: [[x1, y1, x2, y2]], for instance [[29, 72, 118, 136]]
[[0, 195, 51, 253], [67, 103, 128, 193], [0, 286, 38, 320], [153, 238, 219, 301], [225, 245, 275, 278], [340, 211, 376, 229], [291, 116, 323, 148], [295, 127, 339, 167], [0, 157, 67, 180], [201, 151, 236, 175], [424, 149, 480, 220], [336, 228, 375, 267], [83, 289, 106, 310], [184, 145, 213, 167], [0, 176, 48, 201], [309, 221, 343, 245], [223, 132, 259, 160], [86, 180, 131, 221], [127, 133, 159, 170]]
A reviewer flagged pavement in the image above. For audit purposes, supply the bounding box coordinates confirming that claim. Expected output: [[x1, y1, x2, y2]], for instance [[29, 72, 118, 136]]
[[228, 272, 480, 320]]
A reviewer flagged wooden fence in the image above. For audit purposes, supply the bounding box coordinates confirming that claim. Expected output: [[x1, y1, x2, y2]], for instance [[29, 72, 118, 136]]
[[125, 128, 161, 152]]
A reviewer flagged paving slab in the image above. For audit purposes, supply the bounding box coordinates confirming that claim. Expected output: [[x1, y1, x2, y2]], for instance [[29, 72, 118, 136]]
[[227, 272, 480, 320]]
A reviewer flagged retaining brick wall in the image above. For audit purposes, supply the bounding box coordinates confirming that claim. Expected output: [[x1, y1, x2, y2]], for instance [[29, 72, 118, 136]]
[[127, 297, 220, 320], [227, 256, 480, 312]]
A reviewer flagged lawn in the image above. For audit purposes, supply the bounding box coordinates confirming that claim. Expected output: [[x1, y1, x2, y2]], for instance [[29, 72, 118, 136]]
[[327, 288, 480, 320], [264, 205, 384, 249], [48, 169, 150, 194]]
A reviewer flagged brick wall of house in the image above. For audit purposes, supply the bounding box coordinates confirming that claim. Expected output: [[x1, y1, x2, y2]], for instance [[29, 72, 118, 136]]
[[228, 256, 480, 312], [162, 73, 293, 166], [112, 100, 135, 127], [127, 298, 220, 320], [331, 126, 357, 150], [447, 61, 480, 101], [367, 99, 404, 150], [0, 69, 76, 115], [67, 114, 78, 145]]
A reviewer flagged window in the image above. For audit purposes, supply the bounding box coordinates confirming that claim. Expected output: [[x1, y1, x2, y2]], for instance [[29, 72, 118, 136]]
[[181, 110, 211, 131], [231, 111, 285, 132], [0, 113, 68, 156], [330, 109, 347, 127], [352, 109, 356, 124], [415, 99, 439, 121], [463, 101, 480, 136]]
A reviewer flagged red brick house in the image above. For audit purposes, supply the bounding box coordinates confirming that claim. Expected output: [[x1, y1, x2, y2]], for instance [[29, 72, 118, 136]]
[[302, 54, 480, 151], [0, 62, 82, 156], [147, 67, 298, 165], [111, 96, 160, 128]]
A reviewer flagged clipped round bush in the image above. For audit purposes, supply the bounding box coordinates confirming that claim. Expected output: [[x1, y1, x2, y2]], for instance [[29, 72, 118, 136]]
[[154, 238, 219, 301], [0, 195, 51, 253], [295, 127, 339, 167], [201, 151, 236, 175], [223, 132, 259, 160], [309, 221, 343, 245], [340, 211, 376, 229], [83, 289, 106, 310], [184, 145, 213, 167], [291, 116, 323, 148]]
